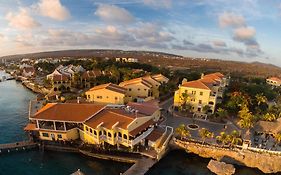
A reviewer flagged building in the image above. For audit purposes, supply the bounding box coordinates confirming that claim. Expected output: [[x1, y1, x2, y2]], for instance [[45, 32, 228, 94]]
[[115, 57, 138, 63], [151, 74, 169, 84], [143, 76, 161, 98], [81, 70, 102, 88], [119, 77, 154, 103], [85, 83, 127, 105], [174, 72, 229, 114], [49, 73, 71, 92], [22, 67, 35, 78], [24, 103, 163, 150], [266, 77, 281, 87]]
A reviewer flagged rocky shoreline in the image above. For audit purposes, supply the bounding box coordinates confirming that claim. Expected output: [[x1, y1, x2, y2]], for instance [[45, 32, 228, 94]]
[[175, 139, 281, 174]]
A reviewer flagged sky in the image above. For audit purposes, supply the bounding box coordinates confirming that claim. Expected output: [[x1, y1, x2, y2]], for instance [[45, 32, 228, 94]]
[[0, 0, 281, 65]]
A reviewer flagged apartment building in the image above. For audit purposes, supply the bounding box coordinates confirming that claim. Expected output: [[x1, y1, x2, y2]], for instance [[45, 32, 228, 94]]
[[174, 72, 229, 114]]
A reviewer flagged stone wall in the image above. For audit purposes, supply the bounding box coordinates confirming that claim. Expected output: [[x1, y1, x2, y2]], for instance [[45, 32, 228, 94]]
[[175, 139, 281, 174]]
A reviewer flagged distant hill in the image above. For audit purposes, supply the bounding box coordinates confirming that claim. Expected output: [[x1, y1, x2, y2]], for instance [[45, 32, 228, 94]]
[[1, 49, 280, 78]]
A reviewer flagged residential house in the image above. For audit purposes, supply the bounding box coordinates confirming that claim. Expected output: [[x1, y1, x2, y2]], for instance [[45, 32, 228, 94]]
[[266, 77, 281, 87], [85, 83, 127, 105], [22, 67, 35, 78], [151, 74, 169, 84], [119, 77, 154, 103], [143, 76, 161, 98], [174, 72, 229, 114], [25, 103, 165, 150], [81, 70, 102, 88], [116, 57, 138, 63]]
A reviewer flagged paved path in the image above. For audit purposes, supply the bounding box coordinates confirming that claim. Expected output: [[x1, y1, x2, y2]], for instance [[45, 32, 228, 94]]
[[122, 157, 156, 175], [0, 141, 37, 150]]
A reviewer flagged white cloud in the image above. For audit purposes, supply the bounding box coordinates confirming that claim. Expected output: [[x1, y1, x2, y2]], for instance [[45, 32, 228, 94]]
[[213, 40, 227, 47], [233, 26, 256, 40], [37, 0, 70, 21], [219, 12, 245, 28], [95, 4, 134, 24], [143, 0, 172, 9], [5, 8, 40, 30]]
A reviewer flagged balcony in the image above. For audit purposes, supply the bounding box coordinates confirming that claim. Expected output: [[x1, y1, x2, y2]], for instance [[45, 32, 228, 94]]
[[130, 127, 154, 146]]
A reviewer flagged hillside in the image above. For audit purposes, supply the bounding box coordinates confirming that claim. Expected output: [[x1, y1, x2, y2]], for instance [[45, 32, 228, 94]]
[[1, 49, 280, 78]]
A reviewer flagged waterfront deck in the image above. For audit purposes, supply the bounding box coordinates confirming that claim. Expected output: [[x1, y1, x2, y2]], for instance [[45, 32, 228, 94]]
[[0, 141, 37, 153], [122, 157, 156, 175]]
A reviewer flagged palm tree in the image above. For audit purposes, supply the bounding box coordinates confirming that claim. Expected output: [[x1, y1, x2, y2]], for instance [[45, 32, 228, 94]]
[[255, 93, 267, 106], [216, 132, 229, 147], [199, 128, 214, 144], [238, 105, 255, 129], [180, 91, 191, 112], [263, 113, 276, 122], [274, 132, 281, 145], [228, 130, 242, 147], [175, 124, 191, 140], [216, 108, 228, 120]]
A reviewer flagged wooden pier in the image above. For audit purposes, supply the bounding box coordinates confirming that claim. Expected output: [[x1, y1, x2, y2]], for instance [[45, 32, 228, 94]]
[[0, 141, 38, 153], [122, 157, 157, 175]]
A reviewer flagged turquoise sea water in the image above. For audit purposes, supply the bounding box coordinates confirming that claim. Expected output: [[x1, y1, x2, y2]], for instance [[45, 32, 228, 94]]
[[0, 71, 272, 175]]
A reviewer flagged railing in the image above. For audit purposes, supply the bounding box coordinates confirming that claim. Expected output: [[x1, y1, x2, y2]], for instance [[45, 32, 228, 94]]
[[131, 127, 154, 146]]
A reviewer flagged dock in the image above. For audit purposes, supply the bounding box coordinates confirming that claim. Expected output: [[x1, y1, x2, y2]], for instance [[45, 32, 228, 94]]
[[0, 141, 38, 153], [122, 157, 157, 175]]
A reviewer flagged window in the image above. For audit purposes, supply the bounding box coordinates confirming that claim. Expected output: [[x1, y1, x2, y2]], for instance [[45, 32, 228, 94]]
[[129, 88, 132, 91], [57, 134, 62, 139], [94, 130, 97, 135], [185, 90, 187, 93], [199, 100, 202, 104], [114, 133, 117, 138], [123, 134, 127, 139], [191, 98, 195, 102], [200, 92, 203, 96], [108, 132, 112, 138], [115, 97, 118, 100], [137, 88, 140, 91], [87, 95, 90, 99], [42, 133, 49, 137], [144, 89, 147, 91], [97, 96, 102, 99], [85, 127, 89, 131], [192, 91, 196, 95], [118, 132, 122, 137], [90, 128, 92, 133]]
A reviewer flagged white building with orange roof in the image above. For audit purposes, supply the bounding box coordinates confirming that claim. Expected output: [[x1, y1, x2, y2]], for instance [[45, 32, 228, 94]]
[[151, 74, 169, 84], [174, 72, 230, 114], [25, 102, 166, 150], [85, 83, 128, 105], [266, 77, 281, 86]]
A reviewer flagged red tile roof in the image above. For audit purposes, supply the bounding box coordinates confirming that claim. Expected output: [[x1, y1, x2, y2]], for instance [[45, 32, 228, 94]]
[[119, 77, 153, 88], [146, 128, 165, 142], [127, 101, 160, 116], [85, 109, 137, 130], [52, 74, 70, 81], [31, 103, 106, 122], [129, 119, 155, 136], [87, 83, 127, 94], [182, 80, 212, 90], [202, 72, 224, 81]]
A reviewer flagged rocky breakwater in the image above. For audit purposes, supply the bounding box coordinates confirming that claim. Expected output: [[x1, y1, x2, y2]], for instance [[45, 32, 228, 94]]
[[207, 160, 235, 175], [175, 139, 281, 174]]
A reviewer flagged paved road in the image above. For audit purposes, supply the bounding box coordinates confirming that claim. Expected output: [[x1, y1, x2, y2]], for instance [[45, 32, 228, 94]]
[[159, 97, 241, 143]]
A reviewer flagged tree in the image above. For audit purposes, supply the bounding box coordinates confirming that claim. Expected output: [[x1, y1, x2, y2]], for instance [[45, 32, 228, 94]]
[[255, 93, 267, 106], [274, 132, 281, 145], [216, 108, 228, 120], [175, 124, 191, 140], [228, 130, 242, 147], [180, 91, 191, 112], [216, 132, 229, 147], [262, 113, 276, 122], [237, 105, 255, 129], [199, 128, 214, 144], [203, 105, 211, 114]]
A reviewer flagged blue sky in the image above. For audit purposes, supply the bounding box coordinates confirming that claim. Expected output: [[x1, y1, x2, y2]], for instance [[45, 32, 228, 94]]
[[0, 0, 281, 65]]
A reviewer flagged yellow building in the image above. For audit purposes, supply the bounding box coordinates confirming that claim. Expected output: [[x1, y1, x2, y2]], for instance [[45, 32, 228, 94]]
[[266, 77, 281, 87], [25, 102, 163, 150], [85, 83, 127, 105], [151, 74, 169, 84], [174, 72, 229, 114], [119, 78, 154, 102], [143, 76, 161, 98]]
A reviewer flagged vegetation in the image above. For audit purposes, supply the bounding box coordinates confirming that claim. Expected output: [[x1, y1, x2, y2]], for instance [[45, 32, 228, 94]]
[[199, 128, 214, 144], [216, 130, 242, 147], [175, 124, 191, 140]]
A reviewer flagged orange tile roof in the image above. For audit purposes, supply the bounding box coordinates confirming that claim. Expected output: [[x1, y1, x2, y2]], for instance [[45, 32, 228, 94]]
[[129, 119, 155, 136], [87, 83, 127, 94], [85, 109, 137, 130], [52, 74, 70, 81], [31, 103, 106, 122], [267, 77, 281, 82], [203, 72, 224, 81], [82, 70, 102, 79], [119, 77, 153, 88], [24, 123, 38, 131], [143, 76, 161, 85], [182, 80, 212, 90], [127, 101, 160, 116]]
